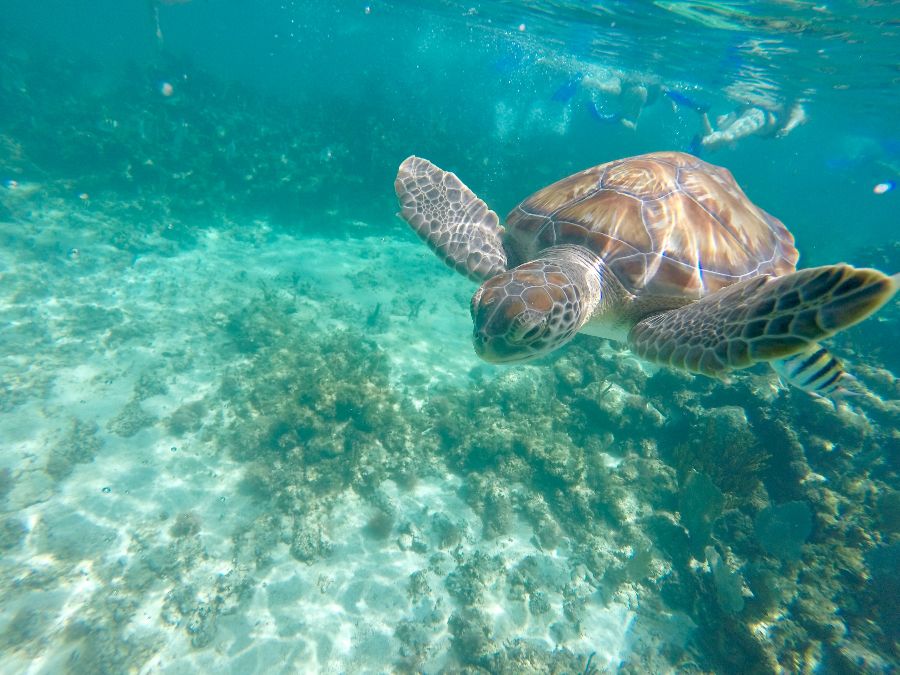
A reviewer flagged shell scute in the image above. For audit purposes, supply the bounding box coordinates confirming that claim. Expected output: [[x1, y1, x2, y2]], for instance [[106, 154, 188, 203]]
[[507, 152, 798, 299], [602, 157, 677, 200], [554, 190, 651, 252], [522, 169, 603, 214]]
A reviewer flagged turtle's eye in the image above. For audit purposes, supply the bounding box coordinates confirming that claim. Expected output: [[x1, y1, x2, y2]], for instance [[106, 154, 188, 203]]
[[521, 324, 542, 340], [511, 316, 546, 343]]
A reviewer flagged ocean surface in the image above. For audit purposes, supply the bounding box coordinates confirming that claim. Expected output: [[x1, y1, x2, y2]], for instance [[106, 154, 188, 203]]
[[1, 1, 898, 673]]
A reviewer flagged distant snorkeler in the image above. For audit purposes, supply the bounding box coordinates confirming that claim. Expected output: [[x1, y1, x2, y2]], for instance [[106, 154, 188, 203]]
[[148, 0, 192, 46], [551, 72, 585, 103], [581, 71, 710, 131], [663, 88, 710, 114], [694, 98, 808, 153], [581, 71, 665, 130], [546, 58, 711, 133]]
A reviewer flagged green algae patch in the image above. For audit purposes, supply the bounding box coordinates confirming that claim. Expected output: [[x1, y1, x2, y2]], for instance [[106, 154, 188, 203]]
[[107, 399, 157, 438], [46, 418, 102, 480]]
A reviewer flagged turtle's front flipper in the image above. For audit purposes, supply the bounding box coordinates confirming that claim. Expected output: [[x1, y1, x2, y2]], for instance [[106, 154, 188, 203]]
[[395, 156, 508, 282], [628, 265, 899, 376]]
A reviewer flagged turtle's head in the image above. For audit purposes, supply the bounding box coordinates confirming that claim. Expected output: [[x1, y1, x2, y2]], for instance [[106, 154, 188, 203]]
[[471, 260, 588, 363]]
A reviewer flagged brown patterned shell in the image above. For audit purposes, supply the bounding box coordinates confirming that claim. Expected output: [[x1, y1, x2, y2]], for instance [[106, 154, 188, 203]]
[[505, 151, 799, 299]]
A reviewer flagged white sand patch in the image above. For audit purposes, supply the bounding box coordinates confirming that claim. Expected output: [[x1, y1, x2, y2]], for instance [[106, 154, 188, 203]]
[[0, 209, 680, 673]]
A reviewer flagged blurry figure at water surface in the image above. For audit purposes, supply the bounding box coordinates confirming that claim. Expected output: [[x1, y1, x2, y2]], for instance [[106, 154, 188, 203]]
[[148, 0, 191, 46], [696, 99, 808, 152], [580, 70, 664, 130], [693, 77, 810, 153], [551, 68, 645, 130], [552, 66, 666, 131], [549, 62, 710, 134]]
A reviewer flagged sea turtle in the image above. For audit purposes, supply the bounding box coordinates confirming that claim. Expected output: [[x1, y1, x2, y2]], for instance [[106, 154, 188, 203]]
[[394, 151, 899, 396]]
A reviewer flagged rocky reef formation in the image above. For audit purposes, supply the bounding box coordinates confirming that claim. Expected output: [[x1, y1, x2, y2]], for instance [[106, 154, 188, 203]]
[[421, 333, 900, 671], [1, 34, 897, 674]]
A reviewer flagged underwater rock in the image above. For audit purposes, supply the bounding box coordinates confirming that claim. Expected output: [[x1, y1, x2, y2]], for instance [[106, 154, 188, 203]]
[[430, 511, 463, 549], [619, 455, 678, 513], [0, 517, 27, 551], [364, 507, 395, 541], [36, 509, 117, 562], [644, 512, 692, 571], [528, 590, 552, 616], [289, 519, 333, 563], [0, 608, 47, 652], [448, 607, 494, 665], [466, 473, 515, 540], [864, 542, 900, 642], [107, 399, 157, 438], [876, 490, 900, 534], [754, 501, 813, 561], [231, 514, 283, 571], [705, 546, 745, 614], [511, 554, 570, 596], [395, 618, 433, 663], [160, 572, 253, 650], [740, 561, 797, 619], [792, 584, 845, 641], [669, 405, 769, 501], [63, 622, 165, 675], [445, 551, 504, 607], [596, 383, 665, 430], [46, 418, 102, 480], [143, 544, 183, 579], [396, 521, 428, 553], [549, 619, 579, 643], [834, 640, 896, 673], [133, 369, 169, 401], [0, 467, 11, 504], [483, 638, 588, 673], [222, 318, 416, 504], [407, 570, 432, 602], [680, 471, 725, 555], [552, 354, 586, 390], [169, 511, 202, 538], [166, 400, 207, 436]]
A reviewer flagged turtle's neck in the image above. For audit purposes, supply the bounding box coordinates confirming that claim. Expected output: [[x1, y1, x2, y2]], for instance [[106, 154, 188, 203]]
[[538, 244, 610, 329]]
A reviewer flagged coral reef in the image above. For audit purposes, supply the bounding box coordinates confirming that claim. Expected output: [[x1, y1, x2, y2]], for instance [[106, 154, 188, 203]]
[[46, 418, 102, 480], [219, 293, 423, 499], [0, 27, 896, 675], [411, 320, 900, 671]]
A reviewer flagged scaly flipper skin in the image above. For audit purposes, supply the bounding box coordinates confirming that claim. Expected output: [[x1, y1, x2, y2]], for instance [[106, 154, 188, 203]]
[[395, 156, 508, 282], [628, 265, 900, 375]]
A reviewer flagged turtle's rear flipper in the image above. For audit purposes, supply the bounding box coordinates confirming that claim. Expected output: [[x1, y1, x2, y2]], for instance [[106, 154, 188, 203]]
[[628, 265, 899, 376], [395, 156, 508, 282]]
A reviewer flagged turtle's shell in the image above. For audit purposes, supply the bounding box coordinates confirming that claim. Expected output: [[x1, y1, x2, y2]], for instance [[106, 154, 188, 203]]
[[505, 151, 799, 298]]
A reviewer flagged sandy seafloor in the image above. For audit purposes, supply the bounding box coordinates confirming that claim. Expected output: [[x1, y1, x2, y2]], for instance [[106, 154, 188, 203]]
[[1, 179, 898, 674], [0, 10, 899, 670], [0, 194, 649, 673]]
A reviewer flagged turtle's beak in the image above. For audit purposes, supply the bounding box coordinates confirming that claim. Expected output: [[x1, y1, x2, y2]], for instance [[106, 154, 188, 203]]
[[472, 331, 535, 364]]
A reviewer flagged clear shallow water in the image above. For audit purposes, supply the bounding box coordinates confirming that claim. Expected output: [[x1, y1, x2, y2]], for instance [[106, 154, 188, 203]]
[[0, 1, 898, 673]]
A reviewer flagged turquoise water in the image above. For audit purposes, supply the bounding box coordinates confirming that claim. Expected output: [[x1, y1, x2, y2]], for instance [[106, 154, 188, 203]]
[[0, 1, 898, 672]]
